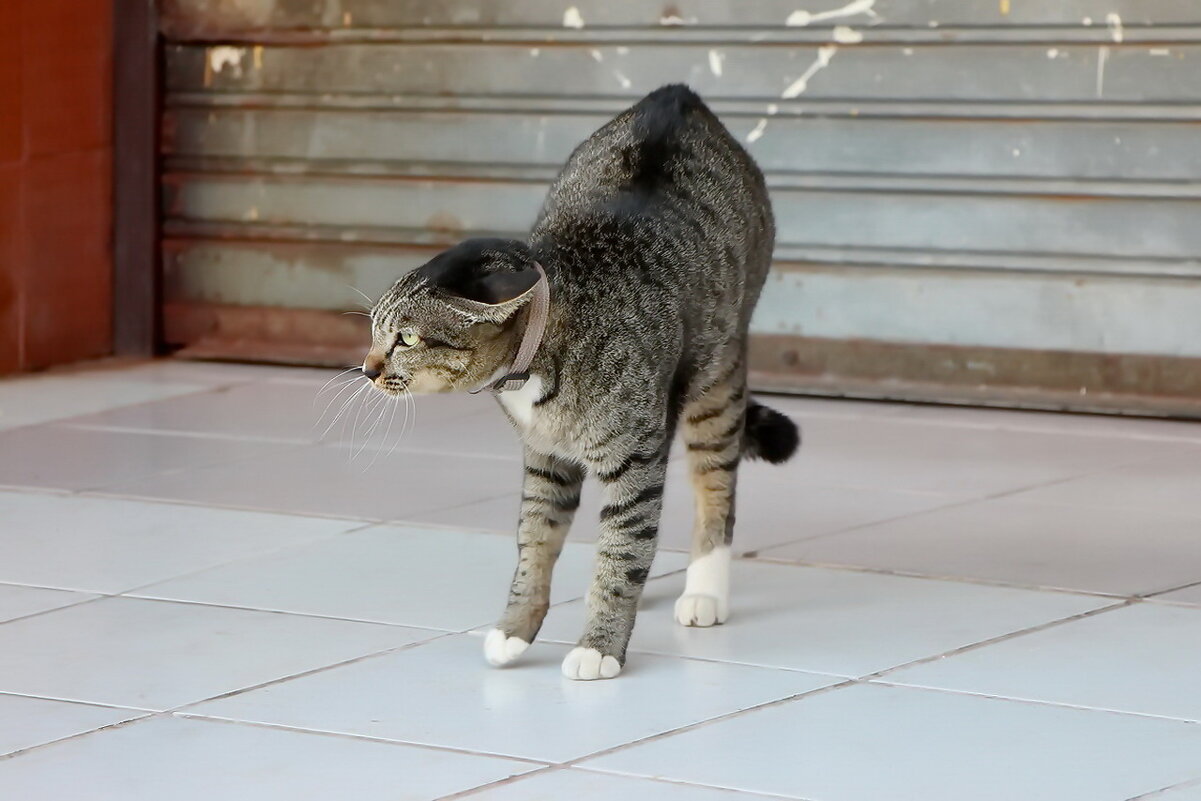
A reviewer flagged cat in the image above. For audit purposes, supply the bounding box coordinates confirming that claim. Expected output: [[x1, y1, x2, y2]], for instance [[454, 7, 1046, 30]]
[[362, 84, 799, 680]]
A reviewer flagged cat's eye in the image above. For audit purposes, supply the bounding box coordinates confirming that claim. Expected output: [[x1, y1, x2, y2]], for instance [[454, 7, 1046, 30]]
[[398, 330, 421, 348]]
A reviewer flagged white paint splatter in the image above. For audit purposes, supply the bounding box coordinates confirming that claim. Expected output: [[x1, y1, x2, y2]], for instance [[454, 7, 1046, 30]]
[[563, 6, 585, 28], [208, 46, 245, 77], [708, 49, 725, 76], [831, 26, 863, 44], [589, 49, 604, 62], [746, 119, 769, 142], [1096, 46, 1109, 97], [1012, 148, 1021, 157], [616, 46, 630, 55], [660, 13, 690, 25], [613, 70, 632, 89], [927, 20, 940, 28], [1106, 12, 1123, 43], [1082, 16, 1093, 26], [786, 0, 877, 26], [1046, 48, 1059, 59], [781, 46, 837, 98], [766, 103, 779, 115], [902, 47, 914, 55], [1149, 48, 1172, 56], [529, 48, 541, 57]]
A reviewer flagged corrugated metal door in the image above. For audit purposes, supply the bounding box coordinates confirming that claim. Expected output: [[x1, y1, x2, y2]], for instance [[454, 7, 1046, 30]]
[[159, 0, 1201, 415]]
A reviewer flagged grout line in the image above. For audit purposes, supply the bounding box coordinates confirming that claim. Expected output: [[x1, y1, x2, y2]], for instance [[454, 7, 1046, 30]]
[[740, 552, 1134, 601], [0, 690, 155, 713], [571, 766, 819, 800], [430, 766, 562, 801], [59, 422, 312, 446], [79, 488, 387, 525], [561, 680, 856, 767], [1140, 578, 1201, 601], [865, 680, 1201, 725], [0, 712, 158, 763], [742, 456, 1162, 562], [0, 594, 112, 627], [861, 599, 1134, 681], [114, 593, 465, 633], [1126, 776, 1201, 801], [167, 630, 463, 715], [171, 713, 553, 767]]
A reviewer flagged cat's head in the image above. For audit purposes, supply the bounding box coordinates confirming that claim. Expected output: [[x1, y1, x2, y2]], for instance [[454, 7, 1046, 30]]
[[362, 238, 542, 395]]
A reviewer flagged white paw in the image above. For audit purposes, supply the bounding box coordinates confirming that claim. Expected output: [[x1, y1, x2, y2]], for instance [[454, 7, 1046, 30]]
[[561, 647, 622, 680], [674, 594, 729, 627], [483, 628, 530, 667]]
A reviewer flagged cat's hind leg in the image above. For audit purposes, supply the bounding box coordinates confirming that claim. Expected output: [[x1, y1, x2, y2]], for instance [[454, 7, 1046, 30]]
[[675, 362, 746, 627], [485, 449, 584, 668]]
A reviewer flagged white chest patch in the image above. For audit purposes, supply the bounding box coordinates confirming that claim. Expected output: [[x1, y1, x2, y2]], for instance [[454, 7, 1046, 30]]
[[497, 374, 543, 428]]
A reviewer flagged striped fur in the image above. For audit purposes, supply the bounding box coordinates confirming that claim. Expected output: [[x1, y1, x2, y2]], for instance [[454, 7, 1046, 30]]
[[365, 85, 798, 679]]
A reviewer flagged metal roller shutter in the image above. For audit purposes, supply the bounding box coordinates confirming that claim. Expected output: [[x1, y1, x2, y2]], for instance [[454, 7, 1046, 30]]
[[158, 0, 1201, 415]]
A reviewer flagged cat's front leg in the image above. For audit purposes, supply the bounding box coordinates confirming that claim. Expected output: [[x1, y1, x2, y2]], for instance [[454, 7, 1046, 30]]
[[563, 436, 671, 680], [485, 449, 584, 668]]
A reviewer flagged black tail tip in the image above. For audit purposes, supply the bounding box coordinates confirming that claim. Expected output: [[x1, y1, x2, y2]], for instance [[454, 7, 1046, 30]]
[[744, 403, 800, 464]]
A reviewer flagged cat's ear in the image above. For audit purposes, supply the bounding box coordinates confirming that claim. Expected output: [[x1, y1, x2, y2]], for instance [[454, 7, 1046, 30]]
[[462, 268, 541, 306], [439, 266, 541, 323]]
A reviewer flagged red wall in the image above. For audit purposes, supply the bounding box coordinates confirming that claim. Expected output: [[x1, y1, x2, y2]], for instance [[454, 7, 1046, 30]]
[[0, 0, 114, 374]]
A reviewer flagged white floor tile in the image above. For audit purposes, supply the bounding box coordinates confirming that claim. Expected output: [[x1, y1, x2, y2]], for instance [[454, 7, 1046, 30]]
[[1155, 583, 1201, 607], [134, 524, 686, 630], [0, 370, 206, 431], [0, 715, 534, 801], [0, 695, 145, 756], [419, 467, 954, 555], [468, 769, 776, 801], [0, 492, 357, 593], [99, 442, 522, 521], [1004, 449, 1201, 517], [190, 634, 837, 763], [0, 584, 95, 623], [536, 561, 1106, 677], [1151, 780, 1201, 801], [66, 382, 344, 444], [0, 425, 283, 492], [765, 497, 1201, 596], [345, 404, 522, 460], [0, 597, 433, 709], [585, 683, 1201, 801], [886, 603, 1201, 721], [770, 414, 1182, 498]]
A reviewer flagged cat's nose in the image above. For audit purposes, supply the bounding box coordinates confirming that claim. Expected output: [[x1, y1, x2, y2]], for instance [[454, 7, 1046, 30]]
[[362, 360, 383, 380]]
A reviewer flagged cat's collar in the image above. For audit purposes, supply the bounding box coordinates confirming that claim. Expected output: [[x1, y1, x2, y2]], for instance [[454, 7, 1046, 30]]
[[476, 262, 550, 394]]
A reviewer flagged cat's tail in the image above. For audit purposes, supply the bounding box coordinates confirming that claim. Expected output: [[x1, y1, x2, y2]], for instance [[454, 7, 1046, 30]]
[[743, 400, 801, 464]]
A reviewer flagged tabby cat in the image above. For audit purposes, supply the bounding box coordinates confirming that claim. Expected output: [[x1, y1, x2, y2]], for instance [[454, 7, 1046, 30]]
[[363, 84, 799, 680]]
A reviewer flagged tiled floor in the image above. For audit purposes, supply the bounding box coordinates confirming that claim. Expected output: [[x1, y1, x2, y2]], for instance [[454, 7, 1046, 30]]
[[1, 359, 1199, 801]]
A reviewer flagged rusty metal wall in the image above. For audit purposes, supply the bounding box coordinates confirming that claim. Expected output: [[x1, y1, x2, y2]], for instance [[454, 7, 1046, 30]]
[[158, 0, 1201, 415]]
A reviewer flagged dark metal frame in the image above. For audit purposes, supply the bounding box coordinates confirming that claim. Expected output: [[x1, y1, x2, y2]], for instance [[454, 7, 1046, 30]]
[[112, 0, 161, 356]]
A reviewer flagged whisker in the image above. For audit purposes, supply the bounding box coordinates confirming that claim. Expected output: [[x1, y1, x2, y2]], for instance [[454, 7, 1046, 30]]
[[346, 284, 375, 307], [385, 390, 413, 462], [313, 366, 363, 405], [347, 384, 387, 458], [353, 389, 390, 460], [342, 310, 371, 318], [364, 394, 399, 472], [314, 376, 366, 433], [321, 381, 370, 442]]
